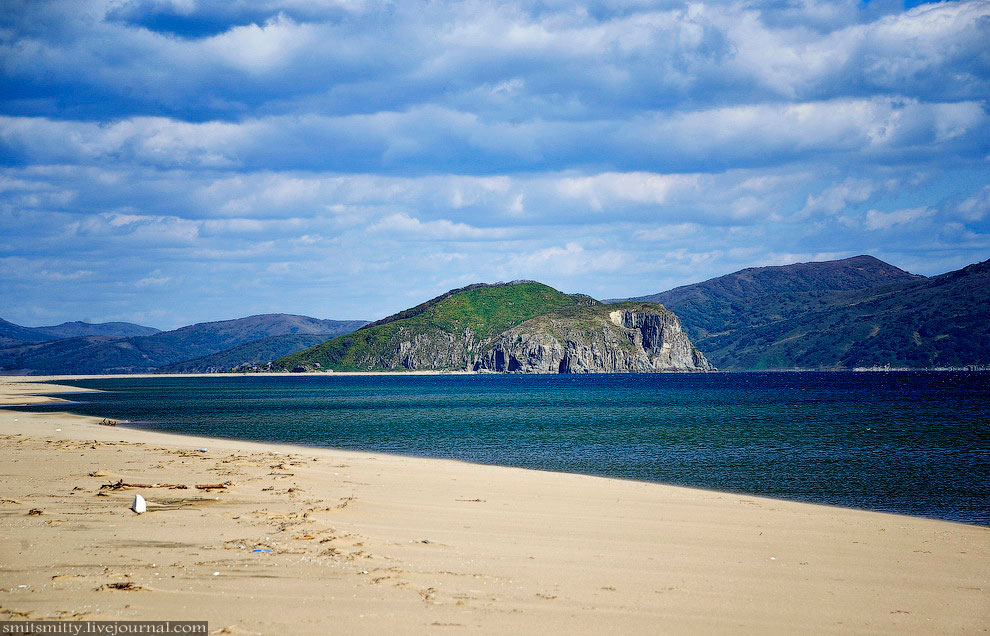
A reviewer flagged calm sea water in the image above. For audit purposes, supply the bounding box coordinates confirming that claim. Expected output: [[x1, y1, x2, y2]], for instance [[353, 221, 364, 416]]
[[11, 372, 990, 525]]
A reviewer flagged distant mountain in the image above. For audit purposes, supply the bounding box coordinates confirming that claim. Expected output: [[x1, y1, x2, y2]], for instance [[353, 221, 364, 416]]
[[34, 320, 161, 340], [0, 336, 153, 376], [159, 334, 346, 373], [0, 319, 48, 347], [142, 314, 365, 362], [0, 314, 366, 375], [616, 255, 989, 370], [624, 255, 922, 341], [699, 259, 990, 370], [0, 317, 159, 347], [274, 282, 712, 373]]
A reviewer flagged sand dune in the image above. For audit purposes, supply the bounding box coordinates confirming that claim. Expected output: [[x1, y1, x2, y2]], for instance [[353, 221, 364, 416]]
[[0, 376, 987, 634]]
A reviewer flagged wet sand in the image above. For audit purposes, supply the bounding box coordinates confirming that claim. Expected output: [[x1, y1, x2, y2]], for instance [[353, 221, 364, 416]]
[[0, 376, 987, 634]]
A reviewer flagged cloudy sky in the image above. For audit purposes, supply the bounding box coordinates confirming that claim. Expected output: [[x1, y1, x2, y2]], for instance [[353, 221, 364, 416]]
[[2, 0, 988, 328]]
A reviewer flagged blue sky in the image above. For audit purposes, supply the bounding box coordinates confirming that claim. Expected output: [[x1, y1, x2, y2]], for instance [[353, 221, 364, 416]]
[[1, 0, 988, 328]]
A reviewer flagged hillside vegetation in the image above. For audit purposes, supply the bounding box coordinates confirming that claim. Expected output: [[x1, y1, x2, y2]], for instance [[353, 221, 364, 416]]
[[275, 282, 599, 371]]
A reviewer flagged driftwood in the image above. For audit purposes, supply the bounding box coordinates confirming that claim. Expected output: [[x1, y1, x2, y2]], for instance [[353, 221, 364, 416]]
[[100, 480, 186, 490], [195, 482, 233, 490], [98, 419, 118, 427], [98, 479, 232, 491]]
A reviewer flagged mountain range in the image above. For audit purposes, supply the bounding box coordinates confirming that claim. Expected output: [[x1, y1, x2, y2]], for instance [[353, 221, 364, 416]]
[[2, 255, 987, 374], [0, 318, 161, 348], [0, 315, 366, 375], [617, 255, 989, 370]]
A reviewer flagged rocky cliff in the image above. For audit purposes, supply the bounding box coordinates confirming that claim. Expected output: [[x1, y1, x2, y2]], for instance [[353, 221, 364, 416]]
[[475, 302, 713, 373], [275, 283, 713, 373]]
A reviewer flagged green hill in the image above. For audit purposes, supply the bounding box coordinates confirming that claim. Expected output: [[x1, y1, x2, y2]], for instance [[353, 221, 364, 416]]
[[274, 282, 713, 373], [275, 282, 594, 372]]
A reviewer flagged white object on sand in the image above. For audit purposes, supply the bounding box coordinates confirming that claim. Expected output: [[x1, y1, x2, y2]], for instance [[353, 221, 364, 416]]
[[196, 448, 209, 453], [131, 494, 147, 514]]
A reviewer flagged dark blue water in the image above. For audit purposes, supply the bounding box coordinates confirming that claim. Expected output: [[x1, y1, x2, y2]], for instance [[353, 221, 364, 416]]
[[10, 372, 990, 525]]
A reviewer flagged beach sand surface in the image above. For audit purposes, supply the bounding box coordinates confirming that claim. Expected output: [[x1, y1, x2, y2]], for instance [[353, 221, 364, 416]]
[[0, 376, 987, 634]]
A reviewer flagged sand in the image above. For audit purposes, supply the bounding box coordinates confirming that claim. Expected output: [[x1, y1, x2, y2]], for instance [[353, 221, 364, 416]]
[[0, 376, 987, 634]]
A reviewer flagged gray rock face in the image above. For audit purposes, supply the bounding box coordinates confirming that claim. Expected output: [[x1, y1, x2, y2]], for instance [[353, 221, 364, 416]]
[[284, 295, 713, 373], [474, 305, 714, 373], [386, 328, 477, 370]]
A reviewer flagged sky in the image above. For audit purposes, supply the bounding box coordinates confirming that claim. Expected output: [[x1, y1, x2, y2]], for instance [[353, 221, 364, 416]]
[[1, 0, 988, 329]]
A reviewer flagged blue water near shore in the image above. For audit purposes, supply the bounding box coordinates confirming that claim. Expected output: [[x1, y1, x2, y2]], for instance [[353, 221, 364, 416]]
[[12, 371, 990, 525]]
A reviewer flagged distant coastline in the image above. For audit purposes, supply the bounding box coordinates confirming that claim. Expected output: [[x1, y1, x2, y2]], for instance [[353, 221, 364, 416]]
[[7, 366, 990, 381], [6, 256, 988, 376]]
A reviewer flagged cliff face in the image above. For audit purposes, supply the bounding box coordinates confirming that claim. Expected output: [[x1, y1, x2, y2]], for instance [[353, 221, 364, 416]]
[[474, 303, 714, 373], [383, 327, 479, 370], [275, 283, 713, 374]]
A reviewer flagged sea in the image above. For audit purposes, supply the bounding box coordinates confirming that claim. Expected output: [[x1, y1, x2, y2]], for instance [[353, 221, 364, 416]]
[[11, 371, 990, 526]]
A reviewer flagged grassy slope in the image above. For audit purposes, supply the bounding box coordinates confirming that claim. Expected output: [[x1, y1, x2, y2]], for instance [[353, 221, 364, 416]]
[[275, 282, 594, 371]]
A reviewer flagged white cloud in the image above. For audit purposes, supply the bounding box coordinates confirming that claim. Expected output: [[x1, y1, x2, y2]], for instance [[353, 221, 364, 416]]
[[135, 270, 173, 287], [957, 185, 990, 222], [634, 223, 704, 242], [204, 14, 317, 73], [800, 178, 876, 216], [38, 269, 94, 281], [640, 98, 986, 160], [555, 172, 702, 210], [503, 242, 629, 277], [3, 0, 987, 127], [5, 94, 983, 174], [864, 206, 935, 230], [367, 212, 509, 240]]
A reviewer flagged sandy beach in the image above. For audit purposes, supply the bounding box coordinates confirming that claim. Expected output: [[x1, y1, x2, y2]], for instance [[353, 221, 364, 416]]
[[0, 376, 987, 634]]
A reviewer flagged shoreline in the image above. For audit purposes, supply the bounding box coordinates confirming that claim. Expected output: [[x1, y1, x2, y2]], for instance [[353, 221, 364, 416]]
[[1, 375, 988, 633], [6, 396, 984, 533], [3, 367, 987, 384], [8, 373, 987, 529]]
